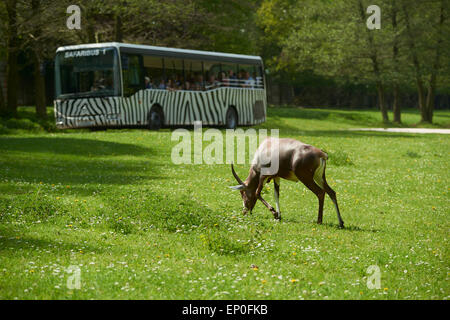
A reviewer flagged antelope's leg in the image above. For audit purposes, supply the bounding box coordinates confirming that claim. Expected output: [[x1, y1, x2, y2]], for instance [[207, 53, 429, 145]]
[[323, 180, 344, 228], [317, 191, 325, 224], [274, 177, 281, 220], [257, 195, 278, 218], [256, 176, 279, 219], [255, 175, 267, 198], [298, 176, 326, 225]]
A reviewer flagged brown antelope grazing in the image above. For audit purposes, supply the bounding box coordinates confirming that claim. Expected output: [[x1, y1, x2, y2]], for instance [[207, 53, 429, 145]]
[[229, 137, 345, 228]]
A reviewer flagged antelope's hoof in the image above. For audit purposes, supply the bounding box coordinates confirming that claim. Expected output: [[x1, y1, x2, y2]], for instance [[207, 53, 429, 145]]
[[339, 223, 345, 229]]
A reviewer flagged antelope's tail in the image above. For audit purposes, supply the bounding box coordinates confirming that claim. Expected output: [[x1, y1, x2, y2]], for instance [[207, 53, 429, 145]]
[[313, 153, 327, 190]]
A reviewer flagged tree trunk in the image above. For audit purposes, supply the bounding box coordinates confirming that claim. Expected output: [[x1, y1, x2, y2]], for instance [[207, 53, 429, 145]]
[[115, 14, 123, 42], [424, 0, 445, 124], [32, 0, 47, 119], [392, 0, 401, 123], [0, 79, 5, 114], [376, 81, 388, 122], [33, 54, 47, 119], [393, 84, 401, 123], [6, 0, 18, 117], [358, 0, 388, 122], [402, 2, 427, 120], [87, 23, 96, 43], [84, 5, 96, 43], [279, 82, 282, 105], [417, 80, 427, 122]]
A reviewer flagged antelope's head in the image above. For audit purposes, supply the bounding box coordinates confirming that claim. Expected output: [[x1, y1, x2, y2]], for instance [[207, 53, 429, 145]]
[[229, 164, 257, 214]]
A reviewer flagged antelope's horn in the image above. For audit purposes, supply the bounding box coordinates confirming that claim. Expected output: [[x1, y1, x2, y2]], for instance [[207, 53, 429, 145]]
[[231, 164, 245, 186]]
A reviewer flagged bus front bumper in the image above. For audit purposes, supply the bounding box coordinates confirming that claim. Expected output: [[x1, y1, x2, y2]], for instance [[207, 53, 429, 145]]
[[55, 114, 121, 129]]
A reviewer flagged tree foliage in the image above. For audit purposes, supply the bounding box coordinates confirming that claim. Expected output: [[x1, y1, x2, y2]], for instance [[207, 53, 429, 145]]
[[0, 0, 448, 122], [257, 0, 449, 122]]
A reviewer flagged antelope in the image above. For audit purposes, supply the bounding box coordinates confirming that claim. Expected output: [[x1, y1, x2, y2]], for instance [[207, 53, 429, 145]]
[[229, 137, 345, 228]]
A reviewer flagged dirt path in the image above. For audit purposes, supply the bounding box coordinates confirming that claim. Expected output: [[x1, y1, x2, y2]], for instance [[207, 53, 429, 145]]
[[348, 128, 450, 134]]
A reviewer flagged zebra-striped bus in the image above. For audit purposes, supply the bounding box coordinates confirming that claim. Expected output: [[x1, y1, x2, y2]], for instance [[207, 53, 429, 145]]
[[54, 42, 267, 130]]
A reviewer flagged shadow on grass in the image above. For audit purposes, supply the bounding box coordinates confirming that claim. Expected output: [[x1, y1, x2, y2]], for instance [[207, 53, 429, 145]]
[[0, 136, 151, 156], [320, 222, 380, 233], [267, 107, 381, 125], [299, 130, 418, 139], [0, 227, 103, 254], [0, 158, 168, 194], [279, 216, 380, 233], [0, 136, 166, 193], [258, 110, 422, 138], [258, 126, 419, 139]]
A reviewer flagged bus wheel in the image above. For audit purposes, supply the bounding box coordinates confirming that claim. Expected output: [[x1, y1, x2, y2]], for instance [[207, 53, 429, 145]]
[[225, 107, 238, 129], [148, 108, 163, 130]]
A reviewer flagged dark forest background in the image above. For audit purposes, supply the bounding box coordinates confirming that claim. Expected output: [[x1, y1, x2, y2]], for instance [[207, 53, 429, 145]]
[[0, 0, 448, 123]]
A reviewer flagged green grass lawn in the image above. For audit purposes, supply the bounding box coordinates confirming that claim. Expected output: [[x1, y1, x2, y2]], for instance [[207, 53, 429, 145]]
[[0, 106, 449, 299]]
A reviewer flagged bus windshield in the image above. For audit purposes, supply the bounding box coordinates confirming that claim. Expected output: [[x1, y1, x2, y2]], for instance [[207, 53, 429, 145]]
[[55, 47, 120, 99]]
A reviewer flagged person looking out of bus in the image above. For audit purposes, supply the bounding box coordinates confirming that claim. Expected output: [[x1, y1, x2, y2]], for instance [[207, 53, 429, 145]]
[[219, 71, 227, 87], [228, 69, 237, 87], [244, 71, 255, 88], [158, 79, 167, 90], [206, 74, 218, 90], [104, 75, 114, 91], [145, 76, 152, 89], [167, 79, 176, 91], [91, 78, 106, 92], [253, 72, 260, 88], [238, 69, 246, 87], [194, 74, 204, 91], [175, 74, 183, 89]]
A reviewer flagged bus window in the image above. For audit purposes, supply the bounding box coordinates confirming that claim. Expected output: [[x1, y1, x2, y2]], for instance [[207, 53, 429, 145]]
[[221, 63, 238, 87], [203, 61, 221, 90], [239, 64, 257, 88], [55, 47, 120, 98], [183, 59, 202, 91], [256, 66, 264, 88], [164, 57, 183, 91], [143, 55, 164, 89], [122, 53, 143, 96]]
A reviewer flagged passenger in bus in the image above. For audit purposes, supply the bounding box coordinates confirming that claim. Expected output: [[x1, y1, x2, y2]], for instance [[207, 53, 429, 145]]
[[158, 79, 167, 90], [252, 72, 260, 87], [206, 74, 219, 90], [175, 74, 183, 89], [145, 76, 153, 89], [91, 78, 106, 91], [167, 79, 176, 91], [104, 76, 114, 90], [219, 71, 227, 87], [184, 75, 193, 90], [244, 71, 255, 88], [194, 74, 205, 91], [238, 69, 246, 87], [228, 70, 237, 87]]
